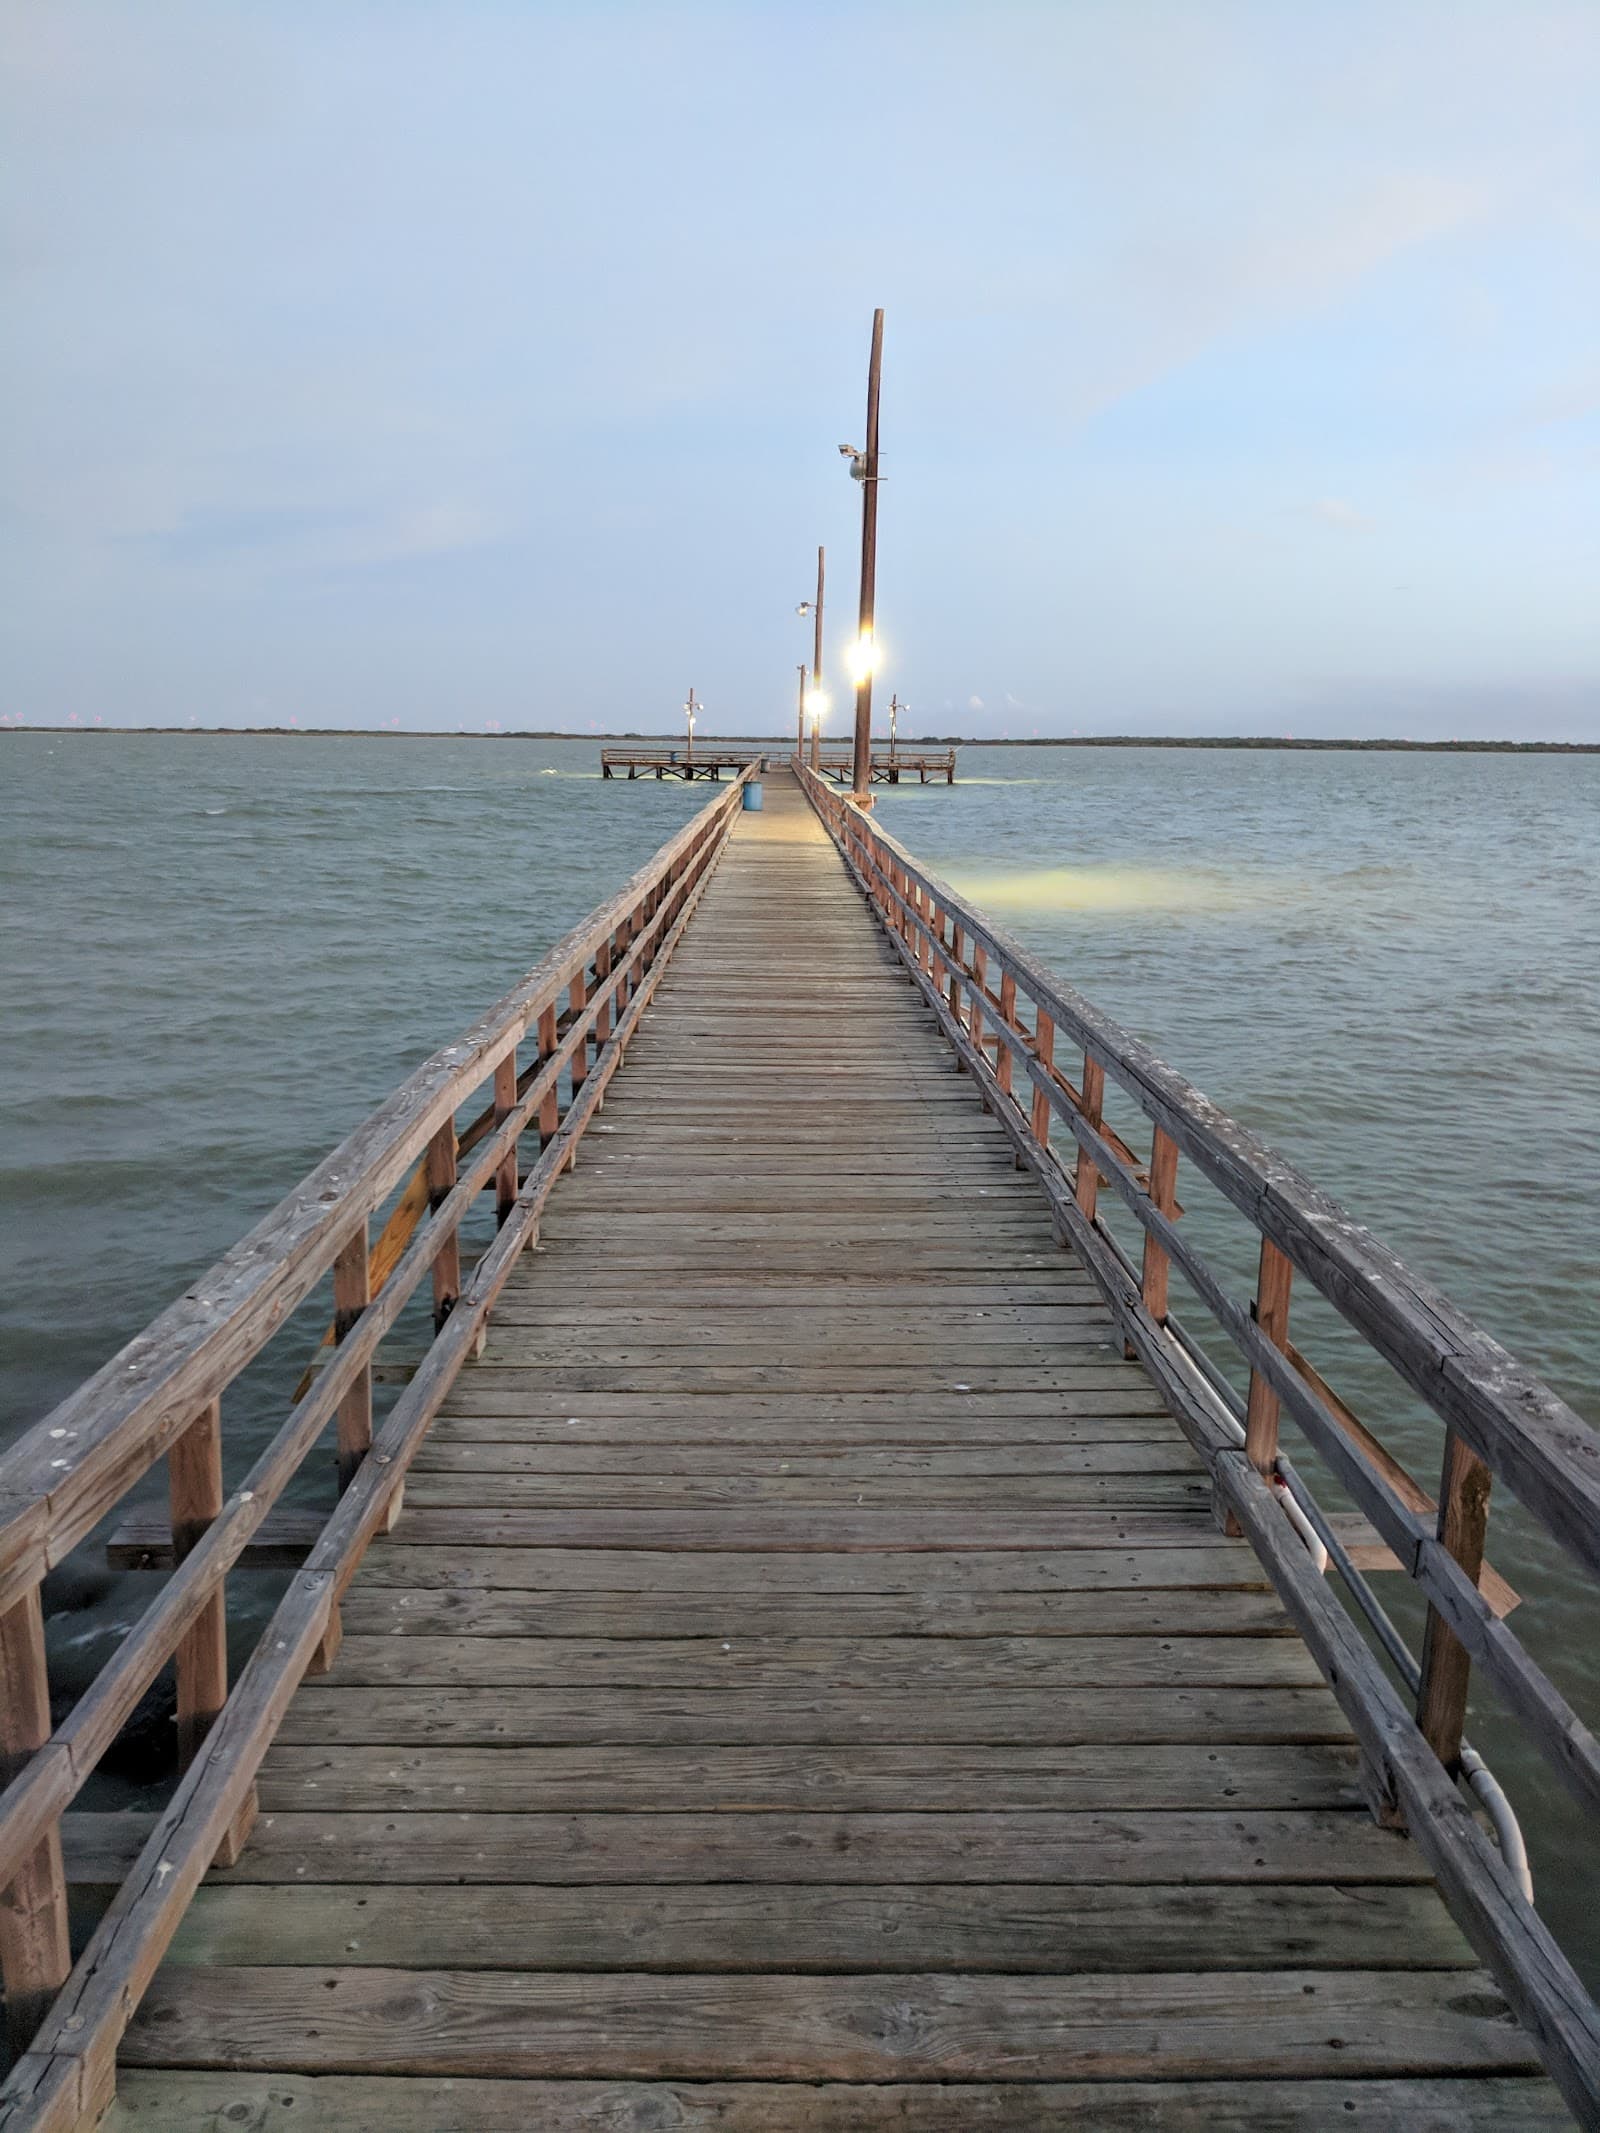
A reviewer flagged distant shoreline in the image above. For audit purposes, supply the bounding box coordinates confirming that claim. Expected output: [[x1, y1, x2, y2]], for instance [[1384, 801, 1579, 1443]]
[[5, 728, 1597, 754]]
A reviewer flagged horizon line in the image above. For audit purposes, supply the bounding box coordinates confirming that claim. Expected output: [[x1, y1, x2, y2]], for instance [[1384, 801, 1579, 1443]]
[[3, 727, 1597, 754]]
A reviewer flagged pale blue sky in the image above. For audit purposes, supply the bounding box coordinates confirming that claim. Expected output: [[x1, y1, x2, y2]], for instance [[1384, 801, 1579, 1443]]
[[3, 1, 1597, 738]]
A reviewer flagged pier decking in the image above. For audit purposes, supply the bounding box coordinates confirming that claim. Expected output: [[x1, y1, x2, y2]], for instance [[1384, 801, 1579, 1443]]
[[102, 779, 1560, 2123], [4, 768, 1597, 2128]]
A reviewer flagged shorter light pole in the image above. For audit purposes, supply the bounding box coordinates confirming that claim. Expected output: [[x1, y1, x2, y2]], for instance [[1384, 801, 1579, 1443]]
[[797, 543, 825, 717], [888, 694, 904, 763], [795, 665, 808, 757], [684, 687, 699, 768]]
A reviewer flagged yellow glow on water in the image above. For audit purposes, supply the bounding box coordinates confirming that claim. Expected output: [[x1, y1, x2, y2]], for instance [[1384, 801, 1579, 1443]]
[[944, 864, 1283, 914]]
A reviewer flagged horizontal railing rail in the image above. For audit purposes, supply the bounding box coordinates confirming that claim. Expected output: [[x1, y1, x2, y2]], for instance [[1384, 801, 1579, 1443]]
[[796, 758, 1600, 2123], [0, 764, 758, 2127]]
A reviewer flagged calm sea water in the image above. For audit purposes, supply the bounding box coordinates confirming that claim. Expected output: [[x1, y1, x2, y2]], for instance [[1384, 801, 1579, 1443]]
[[3, 734, 1598, 1973]]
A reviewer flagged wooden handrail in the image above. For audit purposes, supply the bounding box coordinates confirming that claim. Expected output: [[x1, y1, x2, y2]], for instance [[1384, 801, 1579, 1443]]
[[796, 758, 1600, 2122], [0, 776, 752, 1619], [0, 765, 758, 2115]]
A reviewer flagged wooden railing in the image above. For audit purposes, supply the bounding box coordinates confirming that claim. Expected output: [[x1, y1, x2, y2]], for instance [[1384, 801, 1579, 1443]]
[[797, 759, 1600, 2121], [0, 766, 758, 2128]]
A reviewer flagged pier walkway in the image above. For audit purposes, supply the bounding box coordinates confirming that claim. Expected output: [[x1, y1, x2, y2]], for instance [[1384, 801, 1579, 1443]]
[[106, 778, 1558, 2125], [4, 769, 1595, 2127]]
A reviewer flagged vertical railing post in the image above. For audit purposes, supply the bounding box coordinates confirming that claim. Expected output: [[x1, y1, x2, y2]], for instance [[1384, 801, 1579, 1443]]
[[1244, 1237, 1294, 1475], [166, 1400, 260, 1859], [331, 1221, 372, 1492], [1140, 1128, 1180, 1324], [426, 1120, 461, 1331], [928, 903, 946, 991], [537, 1005, 560, 1147], [947, 922, 965, 1020], [0, 1586, 71, 2055], [968, 943, 986, 1044], [493, 1047, 519, 1224], [996, 972, 1016, 1100], [1030, 1013, 1054, 1150], [569, 970, 589, 1097], [593, 938, 614, 1052], [1417, 1429, 1493, 1773], [1075, 1055, 1106, 1217], [169, 1398, 227, 1765]]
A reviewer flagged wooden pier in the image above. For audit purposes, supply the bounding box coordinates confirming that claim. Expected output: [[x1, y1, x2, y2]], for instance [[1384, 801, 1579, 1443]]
[[602, 744, 957, 783], [2, 765, 1597, 2128]]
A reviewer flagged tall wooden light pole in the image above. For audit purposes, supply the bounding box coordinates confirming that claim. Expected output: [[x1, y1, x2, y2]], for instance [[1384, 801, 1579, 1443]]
[[850, 308, 883, 803]]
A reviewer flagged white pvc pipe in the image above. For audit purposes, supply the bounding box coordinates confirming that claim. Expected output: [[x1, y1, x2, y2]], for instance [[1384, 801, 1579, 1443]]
[[1460, 1746, 1535, 1902], [1271, 1474, 1330, 1575]]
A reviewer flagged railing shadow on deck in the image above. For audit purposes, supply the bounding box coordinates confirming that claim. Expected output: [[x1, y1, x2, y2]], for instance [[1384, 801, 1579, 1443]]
[[795, 756, 1600, 2125], [0, 764, 761, 2130]]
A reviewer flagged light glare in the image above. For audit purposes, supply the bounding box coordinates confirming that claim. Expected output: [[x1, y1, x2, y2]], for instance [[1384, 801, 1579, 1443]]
[[844, 634, 879, 684]]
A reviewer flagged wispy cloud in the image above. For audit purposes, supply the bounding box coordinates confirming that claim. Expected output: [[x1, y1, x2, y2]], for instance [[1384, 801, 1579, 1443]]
[[1311, 497, 1374, 532]]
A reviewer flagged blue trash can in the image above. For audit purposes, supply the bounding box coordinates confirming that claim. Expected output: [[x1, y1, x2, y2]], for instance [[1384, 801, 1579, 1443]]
[[742, 782, 765, 812]]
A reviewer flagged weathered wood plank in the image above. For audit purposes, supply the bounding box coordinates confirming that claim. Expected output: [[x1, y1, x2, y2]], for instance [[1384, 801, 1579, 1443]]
[[431, 1412, 1182, 1445], [103, 2071, 1575, 2131], [93, 1807, 1431, 1887], [275, 1684, 1349, 1748], [398, 1473, 1212, 1511], [118, 1966, 1541, 2079], [325, 1632, 1322, 1689], [337, 1585, 1291, 1638], [253, 1740, 1357, 1812], [354, 1543, 1265, 1592], [408, 1443, 1203, 1476], [377, 1508, 1223, 1550], [165, 1878, 1467, 1971], [440, 1383, 1154, 1415]]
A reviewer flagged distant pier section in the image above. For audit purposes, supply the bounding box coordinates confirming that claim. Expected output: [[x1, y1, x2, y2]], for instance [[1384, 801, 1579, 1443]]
[[602, 743, 957, 784]]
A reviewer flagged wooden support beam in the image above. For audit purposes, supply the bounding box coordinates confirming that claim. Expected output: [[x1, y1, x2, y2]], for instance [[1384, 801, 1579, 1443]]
[[1244, 1239, 1295, 1476], [493, 1051, 519, 1225], [425, 1122, 461, 1333], [331, 1224, 372, 1494], [995, 970, 1015, 1098], [168, 1400, 227, 1769], [0, 1585, 70, 2055], [1140, 1128, 1180, 1327], [568, 973, 589, 1094], [1075, 1055, 1106, 1218], [1031, 1014, 1055, 1147], [537, 1006, 560, 1147], [1418, 1430, 1494, 1774]]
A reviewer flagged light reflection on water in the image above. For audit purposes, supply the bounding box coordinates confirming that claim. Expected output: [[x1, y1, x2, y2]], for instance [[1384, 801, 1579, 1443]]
[[943, 862, 1299, 914], [3, 732, 1598, 1980]]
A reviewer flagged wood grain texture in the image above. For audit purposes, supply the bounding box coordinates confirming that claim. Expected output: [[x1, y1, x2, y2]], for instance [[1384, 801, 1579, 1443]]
[[103, 2072, 1575, 2131], [165, 1879, 1467, 1972], [119, 1966, 1542, 2080], [253, 1740, 1359, 1812]]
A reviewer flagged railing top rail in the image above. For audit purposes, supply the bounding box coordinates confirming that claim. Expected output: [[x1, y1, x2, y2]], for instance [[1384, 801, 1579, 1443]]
[[803, 765, 1600, 1582], [0, 770, 755, 1608]]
